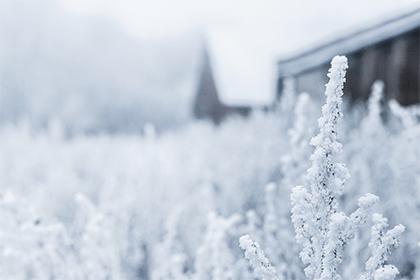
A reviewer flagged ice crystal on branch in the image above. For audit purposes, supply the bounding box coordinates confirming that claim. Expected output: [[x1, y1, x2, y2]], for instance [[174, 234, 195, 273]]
[[239, 235, 280, 280], [360, 214, 405, 280]]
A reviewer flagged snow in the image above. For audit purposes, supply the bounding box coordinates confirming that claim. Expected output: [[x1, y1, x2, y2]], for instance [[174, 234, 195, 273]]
[[0, 60, 419, 278], [207, 28, 277, 106], [358, 193, 380, 209], [291, 56, 352, 279], [1, 2, 420, 279], [239, 235, 279, 280]]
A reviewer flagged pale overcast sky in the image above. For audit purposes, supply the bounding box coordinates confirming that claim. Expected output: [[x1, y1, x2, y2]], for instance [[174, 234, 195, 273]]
[[58, 0, 420, 106], [61, 0, 420, 41]]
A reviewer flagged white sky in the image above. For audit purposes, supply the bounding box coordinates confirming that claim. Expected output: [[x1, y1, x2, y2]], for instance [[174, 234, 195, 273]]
[[60, 0, 420, 105], [61, 0, 420, 40]]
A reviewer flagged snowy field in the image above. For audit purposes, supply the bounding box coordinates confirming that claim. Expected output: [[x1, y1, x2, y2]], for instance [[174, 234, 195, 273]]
[[0, 57, 419, 279], [1, 1, 420, 279]]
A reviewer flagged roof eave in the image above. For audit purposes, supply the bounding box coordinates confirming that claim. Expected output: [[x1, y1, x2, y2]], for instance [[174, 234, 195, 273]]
[[277, 7, 420, 78]]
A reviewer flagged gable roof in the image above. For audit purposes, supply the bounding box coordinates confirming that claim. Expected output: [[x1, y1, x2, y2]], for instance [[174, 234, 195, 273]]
[[206, 28, 277, 107], [277, 6, 420, 78]]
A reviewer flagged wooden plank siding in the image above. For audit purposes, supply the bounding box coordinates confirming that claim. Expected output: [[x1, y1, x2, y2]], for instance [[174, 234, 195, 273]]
[[278, 28, 420, 106]]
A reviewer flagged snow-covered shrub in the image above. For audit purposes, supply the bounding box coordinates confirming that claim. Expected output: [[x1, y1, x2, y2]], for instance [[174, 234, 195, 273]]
[[290, 56, 381, 280], [239, 235, 279, 280], [281, 92, 317, 190], [0, 192, 79, 279], [277, 77, 297, 127], [0, 54, 418, 279], [239, 56, 406, 280], [360, 214, 405, 280], [151, 208, 188, 280], [193, 212, 240, 280], [72, 194, 122, 279], [345, 81, 390, 200]]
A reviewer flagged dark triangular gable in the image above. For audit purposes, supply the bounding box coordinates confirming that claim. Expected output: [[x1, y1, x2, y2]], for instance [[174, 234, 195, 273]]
[[193, 46, 251, 124]]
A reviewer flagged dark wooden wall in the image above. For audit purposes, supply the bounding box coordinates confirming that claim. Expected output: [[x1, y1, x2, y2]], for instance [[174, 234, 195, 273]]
[[347, 28, 420, 105], [279, 28, 420, 106]]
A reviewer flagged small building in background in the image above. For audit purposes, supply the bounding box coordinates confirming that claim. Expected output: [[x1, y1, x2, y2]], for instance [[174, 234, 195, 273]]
[[193, 6, 420, 124], [277, 7, 420, 106], [192, 29, 276, 124]]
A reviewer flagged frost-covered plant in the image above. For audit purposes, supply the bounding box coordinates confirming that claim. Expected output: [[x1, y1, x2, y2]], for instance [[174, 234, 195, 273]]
[[281, 92, 316, 189], [237, 56, 406, 280], [389, 99, 418, 129], [239, 235, 280, 280], [261, 183, 302, 280], [262, 183, 281, 264], [320, 194, 379, 279], [242, 209, 262, 243], [1, 52, 420, 279], [360, 214, 405, 280], [290, 56, 380, 280], [279, 77, 297, 118], [364, 81, 385, 132], [343, 80, 394, 280], [152, 208, 188, 280], [193, 212, 239, 280], [262, 183, 287, 277], [236, 210, 264, 279], [346, 80, 390, 200], [73, 193, 122, 279], [385, 101, 420, 270], [239, 181, 303, 280], [0, 191, 80, 279]]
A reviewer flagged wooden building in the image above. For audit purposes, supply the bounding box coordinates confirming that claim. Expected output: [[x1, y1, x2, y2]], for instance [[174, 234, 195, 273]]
[[194, 7, 420, 124], [277, 7, 420, 106]]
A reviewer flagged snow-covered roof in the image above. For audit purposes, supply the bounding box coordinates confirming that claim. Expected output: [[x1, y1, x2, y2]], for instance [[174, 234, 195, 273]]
[[206, 28, 277, 107], [277, 6, 420, 77]]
